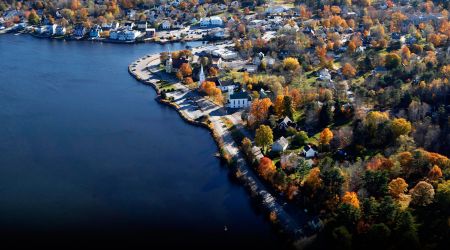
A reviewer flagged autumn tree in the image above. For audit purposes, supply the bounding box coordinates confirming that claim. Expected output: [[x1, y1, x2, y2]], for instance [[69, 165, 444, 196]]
[[410, 181, 435, 206], [385, 53, 401, 70], [342, 191, 360, 208], [274, 95, 284, 116], [249, 98, 272, 127], [388, 178, 408, 198], [391, 118, 412, 138], [320, 128, 334, 146], [255, 125, 273, 154], [428, 165, 443, 180], [282, 57, 300, 71], [28, 9, 40, 25], [179, 63, 192, 78], [258, 157, 276, 180], [200, 81, 223, 103], [342, 63, 356, 78]]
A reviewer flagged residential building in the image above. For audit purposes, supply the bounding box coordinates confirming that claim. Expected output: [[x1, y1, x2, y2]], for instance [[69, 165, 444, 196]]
[[227, 90, 251, 108], [272, 136, 289, 152]]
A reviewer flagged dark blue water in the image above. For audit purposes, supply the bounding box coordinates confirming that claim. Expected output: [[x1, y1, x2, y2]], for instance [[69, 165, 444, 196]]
[[0, 35, 282, 248]]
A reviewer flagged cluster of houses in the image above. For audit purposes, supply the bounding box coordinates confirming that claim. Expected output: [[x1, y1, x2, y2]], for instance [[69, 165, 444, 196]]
[[32, 20, 155, 42]]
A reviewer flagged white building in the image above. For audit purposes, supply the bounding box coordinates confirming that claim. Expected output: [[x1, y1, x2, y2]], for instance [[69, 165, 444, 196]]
[[160, 20, 171, 29], [227, 90, 251, 109], [302, 145, 318, 158], [272, 137, 289, 152], [200, 16, 223, 27], [198, 64, 205, 87]]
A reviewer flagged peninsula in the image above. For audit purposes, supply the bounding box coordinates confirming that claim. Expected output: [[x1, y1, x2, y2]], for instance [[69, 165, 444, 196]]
[[2, 0, 450, 249]]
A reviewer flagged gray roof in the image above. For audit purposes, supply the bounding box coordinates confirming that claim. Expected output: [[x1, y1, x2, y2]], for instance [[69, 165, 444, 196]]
[[229, 91, 251, 100]]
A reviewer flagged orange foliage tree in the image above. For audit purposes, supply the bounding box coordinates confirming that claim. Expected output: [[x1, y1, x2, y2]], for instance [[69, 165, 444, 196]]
[[342, 63, 356, 78], [320, 128, 334, 146], [341, 191, 360, 208], [179, 63, 192, 78], [428, 165, 443, 180], [249, 98, 272, 127], [388, 178, 408, 198], [258, 157, 276, 180], [200, 81, 223, 103]]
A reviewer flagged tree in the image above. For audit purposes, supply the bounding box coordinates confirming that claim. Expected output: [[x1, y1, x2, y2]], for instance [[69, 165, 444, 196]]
[[347, 41, 356, 53], [342, 63, 356, 78], [436, 180, 450, 211], [274, 95, 284, 116], [364, 170, 389, 197], [282, 57, 300, 71], [28, 9, 40, 25], [385, 53, 401, 69], [183, 77, 194, 85], [255, 125, 273, 154], [388, 178, 408, 198], [341, 191, 360, 208], [428, 165, 443, 180], [258, 157, 276, 179], [241, 137, 252, 156], [320, 128, 334, 146], [208, 67, 218, 76], [179, 63, 192, 77], [391, 118, 412, 138], [200, 81, 223, 103], [249, 98, 272, 127], [292, 131, 309, 147], [331, 226, 353, 250], [410, 181, 435, 206], [304, 167, 322, 192], [282, 96, 294, 118], [70, 0, 80, 11]]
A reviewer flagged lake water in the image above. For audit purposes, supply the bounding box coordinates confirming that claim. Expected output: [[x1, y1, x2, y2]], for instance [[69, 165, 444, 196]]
[[0, 34, 283, 248]]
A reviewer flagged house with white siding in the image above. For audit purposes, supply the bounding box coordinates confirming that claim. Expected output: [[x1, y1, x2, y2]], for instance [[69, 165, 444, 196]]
[[227, 90, 251, 109]]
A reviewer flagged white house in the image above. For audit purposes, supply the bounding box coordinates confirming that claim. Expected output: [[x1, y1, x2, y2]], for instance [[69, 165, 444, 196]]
[[227, 90, 251, 109], [272, 137, 289, 152], [200, 16, 223, 27], [89, 25, 102, 38], [46, 24, 57, 35], [137, 21, 148, 31], [160, 20, 171, 29], [302, 145, 318, 158], [125, 30, 140, 40], [278, 116, 293, 130]]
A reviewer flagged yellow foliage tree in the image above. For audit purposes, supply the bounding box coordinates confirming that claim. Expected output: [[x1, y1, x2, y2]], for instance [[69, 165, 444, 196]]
[[274, 95, 285, 116], [388, 178, 408, 198], [391, 118, 412, 137], [283, 57, 300, 71]]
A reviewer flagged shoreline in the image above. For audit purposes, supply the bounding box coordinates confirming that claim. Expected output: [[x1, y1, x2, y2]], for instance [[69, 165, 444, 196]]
[[9, 29, 207, 45], [128, 53, 315, 248]]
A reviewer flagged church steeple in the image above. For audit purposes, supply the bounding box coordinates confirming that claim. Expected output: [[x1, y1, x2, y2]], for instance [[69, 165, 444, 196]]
[[198, 64, 205, 87]]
